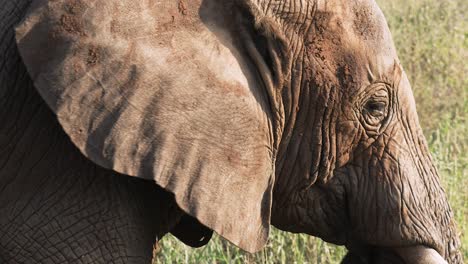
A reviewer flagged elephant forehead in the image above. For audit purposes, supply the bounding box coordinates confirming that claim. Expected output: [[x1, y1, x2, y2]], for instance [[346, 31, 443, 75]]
[[316, 0, 388, 38], [345, 0, 399, 84], [309, 0, 398, 90]]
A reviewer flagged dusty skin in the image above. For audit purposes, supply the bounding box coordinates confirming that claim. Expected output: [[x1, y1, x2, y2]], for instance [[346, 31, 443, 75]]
[[0, 0, 462, 263]]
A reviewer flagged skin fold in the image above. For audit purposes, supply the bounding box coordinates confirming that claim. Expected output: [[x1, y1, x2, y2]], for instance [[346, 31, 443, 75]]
[[0, 0, 462, 263]]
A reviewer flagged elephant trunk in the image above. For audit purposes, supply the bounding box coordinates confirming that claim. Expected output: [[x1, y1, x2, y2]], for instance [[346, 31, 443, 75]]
[[395, 246, 448, 264]]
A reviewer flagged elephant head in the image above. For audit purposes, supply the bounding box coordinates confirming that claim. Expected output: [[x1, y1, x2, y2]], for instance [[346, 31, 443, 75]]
[[15, 0, 461, 263]]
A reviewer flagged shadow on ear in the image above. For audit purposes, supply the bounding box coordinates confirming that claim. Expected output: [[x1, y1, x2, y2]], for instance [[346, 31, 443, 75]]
[[16, 0, 276, 252], [171, 214, 213, 248]]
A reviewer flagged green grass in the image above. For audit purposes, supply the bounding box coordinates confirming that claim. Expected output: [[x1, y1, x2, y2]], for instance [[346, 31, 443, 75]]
[[155, 0, 467, 262]]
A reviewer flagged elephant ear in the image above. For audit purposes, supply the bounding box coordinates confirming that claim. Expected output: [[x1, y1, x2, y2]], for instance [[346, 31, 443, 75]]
[[171, 214, 213, 248], [15, 0, 275, 252]]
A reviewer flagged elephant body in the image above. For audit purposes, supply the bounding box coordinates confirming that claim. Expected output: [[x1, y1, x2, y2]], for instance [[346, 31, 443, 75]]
[[0, 0, 462, 263], [0, 1, 192, 262]]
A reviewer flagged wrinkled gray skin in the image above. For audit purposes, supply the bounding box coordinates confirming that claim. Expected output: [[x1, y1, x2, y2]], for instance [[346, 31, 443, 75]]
[[0, 0, 462, 263]]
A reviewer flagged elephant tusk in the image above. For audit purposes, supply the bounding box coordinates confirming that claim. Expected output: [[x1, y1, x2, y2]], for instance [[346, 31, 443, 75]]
[[394, 245, 447, 264]]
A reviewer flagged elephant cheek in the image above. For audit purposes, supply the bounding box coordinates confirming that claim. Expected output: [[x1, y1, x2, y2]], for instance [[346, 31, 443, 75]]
[[335, 120, 361, 168]]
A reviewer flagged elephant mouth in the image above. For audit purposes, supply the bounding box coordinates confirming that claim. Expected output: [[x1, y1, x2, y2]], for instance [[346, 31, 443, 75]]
[[343, 245, 447, 264]]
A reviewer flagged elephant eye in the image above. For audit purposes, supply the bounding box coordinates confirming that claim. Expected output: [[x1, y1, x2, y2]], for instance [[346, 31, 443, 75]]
[[364, 101, 387, 117], [356, 84, 392, 135], [360, 87, 390, 131]]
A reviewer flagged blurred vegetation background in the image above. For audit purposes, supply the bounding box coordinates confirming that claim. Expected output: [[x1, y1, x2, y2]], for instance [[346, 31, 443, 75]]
[[155, 0, 467, 262]]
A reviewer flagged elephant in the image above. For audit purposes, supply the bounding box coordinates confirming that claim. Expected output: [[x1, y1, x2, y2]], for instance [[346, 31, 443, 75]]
[[0, 0, 462, 263]]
